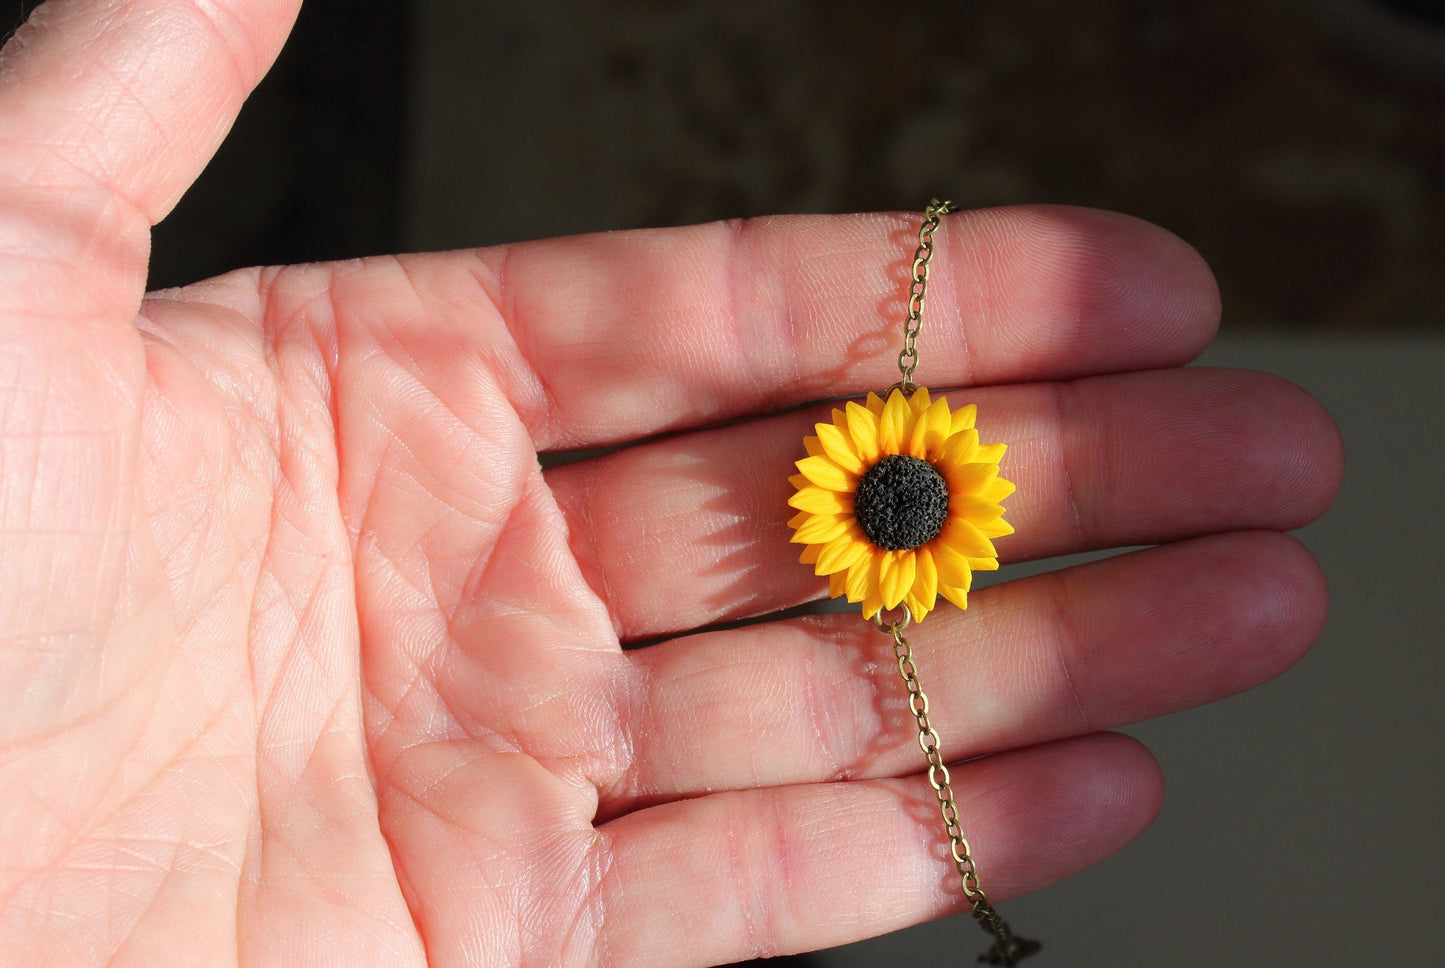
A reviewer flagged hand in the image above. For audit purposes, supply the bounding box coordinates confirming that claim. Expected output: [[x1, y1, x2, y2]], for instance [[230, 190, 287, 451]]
[[0, 2, 1342, 965]]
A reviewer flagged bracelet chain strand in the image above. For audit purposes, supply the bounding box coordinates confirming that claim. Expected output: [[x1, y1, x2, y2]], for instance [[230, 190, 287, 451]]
[[877, 200, 1039, 965], [895, 198, 957, 390], [875, 610, 1039, 965]]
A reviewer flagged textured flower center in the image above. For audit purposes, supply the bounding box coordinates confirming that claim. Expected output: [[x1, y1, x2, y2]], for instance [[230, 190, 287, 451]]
[[854, 455, 950, 551]]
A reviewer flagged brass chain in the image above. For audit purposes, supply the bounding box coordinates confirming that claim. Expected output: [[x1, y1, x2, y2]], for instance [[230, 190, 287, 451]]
[[874, 608, 1040, 965], [873, 202, 1039, 965], [896, 198, 959, 391]]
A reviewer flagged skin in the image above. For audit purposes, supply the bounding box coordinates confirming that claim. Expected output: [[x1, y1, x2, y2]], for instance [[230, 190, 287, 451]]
[[0, 1, 1343, 966]]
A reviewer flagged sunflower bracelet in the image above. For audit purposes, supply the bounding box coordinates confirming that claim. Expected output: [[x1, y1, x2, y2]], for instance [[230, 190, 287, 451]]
[[787, 201, 1039, 965]]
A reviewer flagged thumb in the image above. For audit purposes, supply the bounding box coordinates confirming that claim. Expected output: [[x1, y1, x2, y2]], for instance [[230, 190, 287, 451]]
[[0, 0, 302, 323]]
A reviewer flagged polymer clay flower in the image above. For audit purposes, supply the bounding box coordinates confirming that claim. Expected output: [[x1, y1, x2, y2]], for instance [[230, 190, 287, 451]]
[[787, 387, 1014, 623]]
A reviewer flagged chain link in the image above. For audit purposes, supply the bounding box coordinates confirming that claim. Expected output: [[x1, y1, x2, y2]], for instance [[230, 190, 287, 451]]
[[874, 607, 1040, 965], [895, 198, 959, 392]]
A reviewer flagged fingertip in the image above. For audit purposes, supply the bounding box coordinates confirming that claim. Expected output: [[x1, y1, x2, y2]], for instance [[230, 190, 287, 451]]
[[979, 733, 1165, 900], [1037, 732, 1165, 872], [1214, 369, 1345, 530], [965, 205, 1222, 382], [1035, 531, 1332, 730], [1278, 376, 1345, 529], [1226, 530, 1332, 681], [1061, 206, 1222, 367], [1123, 209, 1222, 366], [1062, 367, 1343, 545]]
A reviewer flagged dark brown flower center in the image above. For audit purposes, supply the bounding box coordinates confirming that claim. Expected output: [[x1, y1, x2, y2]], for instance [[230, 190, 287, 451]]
[[854, 455, 950, 551]]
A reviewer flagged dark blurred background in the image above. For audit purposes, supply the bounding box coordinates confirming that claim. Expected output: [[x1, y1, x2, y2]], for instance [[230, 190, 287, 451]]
[[60, 0, 1441, 965], [140, 0, 1444, 335]]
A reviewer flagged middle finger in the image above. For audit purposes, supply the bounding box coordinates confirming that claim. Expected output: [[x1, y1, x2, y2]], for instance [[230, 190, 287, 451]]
[[545, 366, 1339, 640]]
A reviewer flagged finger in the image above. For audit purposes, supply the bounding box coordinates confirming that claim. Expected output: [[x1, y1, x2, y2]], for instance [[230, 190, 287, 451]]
[[546, 367, 1343, 639], [595, 733, 1161, 967], [298, 205, 1218, 450], [604, 531, 1324, 811], [0, 0, 300, 221], [0, 0, 301, 323]]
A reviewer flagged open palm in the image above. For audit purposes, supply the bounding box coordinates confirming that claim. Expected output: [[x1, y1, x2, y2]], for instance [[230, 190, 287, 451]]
[[0, 3, 1342, 966]]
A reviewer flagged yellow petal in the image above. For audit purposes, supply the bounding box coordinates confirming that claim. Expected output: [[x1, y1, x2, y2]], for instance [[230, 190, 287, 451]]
[[904, 592, 931, 624], [795, 455, 856, 492], [938, 582, 969, 610], [910, 395, 953, 458], [788, 473, 811, 491], [879, 549, 916, 610], [967, 556, 999, 572], [976, 442, 1006, 463], [940, 518, 997, 558], [908, 386, 932, 413], [895, 551, 918, 609], [815, 527, 869, 574], [804, 436, 825, 458], [860, 553, 885, 619], [865, 391, 886, 416], [981, 476, 1016, 503], [947, 492, 1012, 539], [787, 510, 812, 529], [815, 421, 865, 475], [978, 517, 1015, 539], [944, 460, 996, 496], [878, 388, 912, 455], [791, 514, 848, 544], [844, 554, 873, 601], [912, 546, 939, 612], [950, 403, 977, 434], [828, 571, 847, 599], [799, 544, 821, 565], [788, 486, 853, 515], [876, 549, 896, 601], [949, 494, 1005, 523], [933, 542, 972, 588], [937, 429, 979, 466], [845, 400, 881, 464]]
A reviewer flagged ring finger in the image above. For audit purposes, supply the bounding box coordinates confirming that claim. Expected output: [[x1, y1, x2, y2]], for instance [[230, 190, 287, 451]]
[[598, 529, 1326, 816]]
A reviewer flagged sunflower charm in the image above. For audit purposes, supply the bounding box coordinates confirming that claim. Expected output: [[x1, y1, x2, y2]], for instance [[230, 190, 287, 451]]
[[787, 386, 1014, 623]]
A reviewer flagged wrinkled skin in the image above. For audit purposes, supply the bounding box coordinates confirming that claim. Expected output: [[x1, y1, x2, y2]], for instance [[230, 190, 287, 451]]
[[0, 2, 1342, 966]]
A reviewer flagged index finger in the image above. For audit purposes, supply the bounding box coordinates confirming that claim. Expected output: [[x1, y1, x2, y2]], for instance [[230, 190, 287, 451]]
[[365, 204, 1219, 451]]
